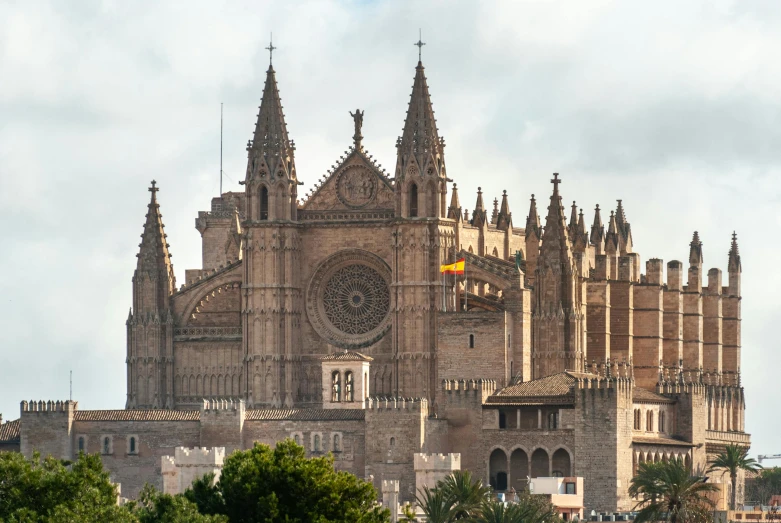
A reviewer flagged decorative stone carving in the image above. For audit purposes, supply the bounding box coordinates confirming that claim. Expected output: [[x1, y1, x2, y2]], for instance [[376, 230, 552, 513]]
[[306, 249, 391, 348], [337, 165, 377, 209]]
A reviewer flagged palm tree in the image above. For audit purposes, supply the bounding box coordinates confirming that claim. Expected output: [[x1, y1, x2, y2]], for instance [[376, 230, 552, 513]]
[[437, 470, 492, 520], [709, 444, 762, 510], [629, 459, 717, 523], [417, 486, 454, 523], [476, 496, 560, 523]]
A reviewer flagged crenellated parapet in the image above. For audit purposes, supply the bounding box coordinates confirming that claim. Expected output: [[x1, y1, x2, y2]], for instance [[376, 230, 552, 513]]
[[20, 400, 77, 413], [365, 397, 428, 413], [441, 379, 496, 406]]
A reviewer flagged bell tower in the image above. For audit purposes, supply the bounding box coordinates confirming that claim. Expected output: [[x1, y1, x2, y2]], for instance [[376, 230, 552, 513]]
[[241, 43, 302, 408]]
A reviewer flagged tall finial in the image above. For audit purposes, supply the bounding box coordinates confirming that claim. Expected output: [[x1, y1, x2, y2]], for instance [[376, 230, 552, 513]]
[[551, 172, 561, 191], [149, 180, 158, 195], [414, 29, 426, 62], [265, 33, 277, 66]]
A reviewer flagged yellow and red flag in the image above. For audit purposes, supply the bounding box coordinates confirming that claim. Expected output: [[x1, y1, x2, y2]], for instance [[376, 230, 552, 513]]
[[440, 258, 465, 275]]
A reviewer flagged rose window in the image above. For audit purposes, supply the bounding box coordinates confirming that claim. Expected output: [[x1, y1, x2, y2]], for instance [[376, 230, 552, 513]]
[[322, 264, 390, 335]]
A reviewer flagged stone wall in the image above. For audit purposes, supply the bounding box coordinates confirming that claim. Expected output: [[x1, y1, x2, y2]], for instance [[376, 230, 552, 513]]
[[161, 447, 225, 495], [437, 312, 508, 385]]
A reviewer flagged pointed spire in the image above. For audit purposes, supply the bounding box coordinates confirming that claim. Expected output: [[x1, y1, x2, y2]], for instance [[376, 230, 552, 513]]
[[526, 194, 541, 240], [491, 198, 499, 224], [229, 207, 243, 260], [447, 183, 462, 221], [247, 61, 295, 182], [590, 204, 604, 247], [728, 231, 741, 273], [497, 190, 512, 231], [689, 231, 703, 266], [540, 173, 571, 255], [471, 187, 487, 227], [136, 181, 176, 293], [578, 209, 586, 235], [605, 210, 619, 254], [568, 201, 578, 239], [614, 199, 633, 253], [396, 58, 444, 180]]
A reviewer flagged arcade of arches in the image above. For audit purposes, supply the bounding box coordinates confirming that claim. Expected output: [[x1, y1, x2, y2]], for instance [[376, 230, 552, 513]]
[[489, 447, 572, 492]]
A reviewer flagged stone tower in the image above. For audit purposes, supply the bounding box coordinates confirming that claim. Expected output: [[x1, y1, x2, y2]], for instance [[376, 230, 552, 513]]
[[531, 174, 586, 378], [241, 62, 301, 408], [392, 59, 448, 399], [126, 181, 176, 409]]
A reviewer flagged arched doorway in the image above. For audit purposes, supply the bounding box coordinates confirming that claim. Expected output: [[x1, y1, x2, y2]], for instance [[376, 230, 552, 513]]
[[531, 448, 549, 478], [489, 449, 509, 491], [510, 449, 529, 491], [551, 448, 571, 477]]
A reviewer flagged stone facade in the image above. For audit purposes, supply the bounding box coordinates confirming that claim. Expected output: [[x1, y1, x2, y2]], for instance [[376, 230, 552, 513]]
[[1, 57, 750, 512]]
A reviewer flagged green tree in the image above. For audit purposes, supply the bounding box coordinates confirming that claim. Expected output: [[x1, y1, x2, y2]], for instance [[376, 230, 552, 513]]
[[708, 444, 762, 510], [129, 484, 226, 523], [184, 472, 226, 516], [0, 451, 135, 522], [437, 470, 492, 520], [746, 467, 781, 505], [630, 459, 717, 523], [195, 439, 388, 523]]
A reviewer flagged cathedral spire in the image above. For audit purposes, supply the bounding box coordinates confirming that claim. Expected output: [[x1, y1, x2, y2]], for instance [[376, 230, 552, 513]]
[[247, 61, 296, 182], [497, 190, 512, 231], [605, 210, 620, 254], [136, 180, 175, 294], [615, 199, 633, 253], [395, 58, 444, 181], [590, 204, 604, 248], [539, 174, 571, 256], [728, 231, 741, 273], [526, 194, 541, 240], [471, 187, 488, 227], [689, 231, 703, 266], [568, 201, 578, 240], [447, 183, 462, 221]]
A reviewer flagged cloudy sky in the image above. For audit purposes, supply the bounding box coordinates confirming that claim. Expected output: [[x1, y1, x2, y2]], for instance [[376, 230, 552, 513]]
[[1, 0, 779, 458]]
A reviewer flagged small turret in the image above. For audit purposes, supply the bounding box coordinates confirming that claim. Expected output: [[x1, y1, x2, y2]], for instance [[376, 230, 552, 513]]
[[727, 232, 741, 296], [496, 190, 512, 231], [447, 183, 462, 221], [688, 231, 703, 292], [590, 204, 605, 254]]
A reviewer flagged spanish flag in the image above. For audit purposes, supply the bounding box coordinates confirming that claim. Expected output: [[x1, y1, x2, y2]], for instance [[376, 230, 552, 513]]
[[440, 258, 466, 275]]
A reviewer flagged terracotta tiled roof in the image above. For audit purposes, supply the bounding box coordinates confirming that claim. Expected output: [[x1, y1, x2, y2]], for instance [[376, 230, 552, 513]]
[[487, 371, 596, 404], [321, 351, 373, 362], [633, 435, 695, 447], [245, 409, 365, 421], [0, 419, 20, 443], [74, 410, 200, 422], [633, 387, 676, 404]]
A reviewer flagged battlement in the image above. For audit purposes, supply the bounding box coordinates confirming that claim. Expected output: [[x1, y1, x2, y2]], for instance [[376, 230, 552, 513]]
[[20, 400, 77, 414], [173, 446, 226, 466], [441, 378, 497, 393], [574, 376, 633, 392], [413, 452, 461, 471], [365, 397, 428, 413], [201, 398, 245, 412], [382, 479, 400, 493]]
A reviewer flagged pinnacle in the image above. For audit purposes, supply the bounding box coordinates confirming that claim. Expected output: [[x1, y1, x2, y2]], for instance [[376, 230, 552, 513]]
[[689, 230, 703, 266], [248, 64, 295, 181], [397, 59, 443, 174], [728, 231, 741, 273]]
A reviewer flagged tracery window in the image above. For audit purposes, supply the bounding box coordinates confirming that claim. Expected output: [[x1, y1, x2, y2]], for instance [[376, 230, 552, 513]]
[[323, 265, 390, 335], [409, 183, 418, 217]]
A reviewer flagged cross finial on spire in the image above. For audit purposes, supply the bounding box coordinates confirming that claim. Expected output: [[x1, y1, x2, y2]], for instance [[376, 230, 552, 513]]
[[551, 172, 561, 190], [149, 180, 158, 194], [414, 29, 426, 62], [265, 34, 277, 66]]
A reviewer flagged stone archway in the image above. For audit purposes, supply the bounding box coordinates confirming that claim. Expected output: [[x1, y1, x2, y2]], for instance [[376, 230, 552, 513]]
[[510, 448, 529, 491], [489, 448, 509, 491], [551, 448, 571, 477], [531, 448, 549, 478]]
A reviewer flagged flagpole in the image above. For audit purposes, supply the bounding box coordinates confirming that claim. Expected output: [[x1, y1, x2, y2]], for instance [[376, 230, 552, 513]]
[[464, 260, 468, 312]]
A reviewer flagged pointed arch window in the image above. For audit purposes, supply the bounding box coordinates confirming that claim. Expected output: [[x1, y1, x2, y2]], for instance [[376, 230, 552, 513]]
[[331, 371, 341, 402], [469, 334, 475, 349], [260, 186, 269, 220], [129, 436, 137, 454], [345, 371, 354, 402], [409, 183, 418, 217]]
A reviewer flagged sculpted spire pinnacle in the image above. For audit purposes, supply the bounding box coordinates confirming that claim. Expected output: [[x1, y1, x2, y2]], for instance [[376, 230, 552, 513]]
[[136, 181, 175, 291], [497, 190, 512, 230], [615, 199, 633, 253], [540, 174, 571, 255], [491, 197, 499, 224], [689, 231, 703, 266], [605, 210, 620, 254], [568, 201, 578, 239], [246, 59, 296, 183], [728, 231, 741, 273], [526, 194, 541, 240], [395, 57, 444, 182], [471, 187, 488, 227], [447, 183, 462, 221], [590, 204, 605, 250]]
